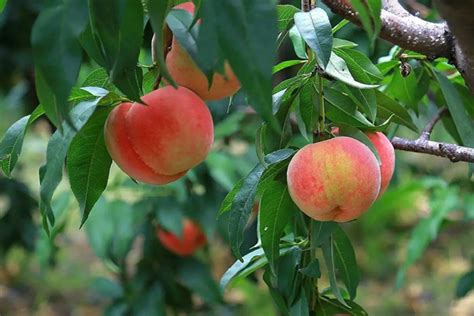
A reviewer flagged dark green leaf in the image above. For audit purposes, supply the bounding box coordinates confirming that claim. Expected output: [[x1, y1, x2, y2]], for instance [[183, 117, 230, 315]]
[[316, 297, 368, 316], [200, 1, 278, 130], [299, 259, 321, 278], [67, 107, 112, 226], [375, 90, 418, 132], [310, 221, 337, 247], [147, 0, 176, 86], [456, 270, 474, 298], [434, 71, 474, 151], [333, 226, 359, 300], [220, 149, 296, 259], [177, 259, 222, 304], [321, 236, 350, 308], [289, 289, 309, 316], [333, 38, 358, 49], [0, 116, 30, 177], [386, 68, 418, 109], [40, 99, 102, 232], [89, 0, 144, 100], [31, 0, 88, 127], [295, 83, 319, 141], [294, 8, 332, 68], [259, 181, 297, 272]]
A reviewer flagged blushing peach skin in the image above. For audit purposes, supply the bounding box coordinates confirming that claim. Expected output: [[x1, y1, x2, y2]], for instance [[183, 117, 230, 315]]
[[157, 219, 207, 256], [366, 132, 395, 197], [104, 86, 214, 185], [287, 137, 381, 222], [166, 2, 240, 100]]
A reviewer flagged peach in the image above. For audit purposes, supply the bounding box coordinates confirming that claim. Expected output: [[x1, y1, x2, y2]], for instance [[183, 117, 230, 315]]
[[157, 218, 207, 256], [166, 2, 240, 100], [287, 137, 381, 222], [366, 132, 395, 197], [104, 86, 214, 185]]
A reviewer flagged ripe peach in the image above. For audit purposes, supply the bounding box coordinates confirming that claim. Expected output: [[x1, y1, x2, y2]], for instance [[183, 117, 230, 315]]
[[104, 86, 214, 185], [166, 2, 240, 100], [157, 219, 207, 256], [287, 137, 381, 222], [366, 132, 395, 197]]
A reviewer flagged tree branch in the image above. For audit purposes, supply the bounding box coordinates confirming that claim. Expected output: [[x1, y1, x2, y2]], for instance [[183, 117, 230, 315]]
[[419, 107, 448, 141], [391, 137, 474, 162], [322, 0, 451, 58], [322, 0, 474, 91], [391, 107, 473, 163]]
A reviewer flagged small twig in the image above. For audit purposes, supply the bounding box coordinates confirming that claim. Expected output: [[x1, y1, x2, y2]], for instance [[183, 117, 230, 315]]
[[419, 107, 448, 141]]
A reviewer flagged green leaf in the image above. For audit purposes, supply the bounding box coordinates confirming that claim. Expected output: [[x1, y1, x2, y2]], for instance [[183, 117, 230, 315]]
[[0, 116, 29, 177], [375, 90, 418, 132], [316, 297, 368, 316], [166, 9, 201, 70], [321, 236, 350, 308], [294, 8, 333, 68], [31, 0, 88, 127], [434, 71, 474, 151], [299, 259, 321, 278], [67, 107, 112, 227], [82, 68, 111, 88], [310, 221, 337, 247], [324, 87, 375, 127], [333, 38, 358, 49], [200, 1, 278, 130], [456, 270, 474, 298], [177, 259, 222, 304], [86, 198, 144, 261], [350, 0, 381, 44], [219, 178, 244, 214], [295, 83, 319, 142], [131, 282, 166, 316], [259, 181, 297, 272], [0, 0, 7, 12], [334, 48, 383, 82], [220, 247, 265, 290], [396, 186, 459, 287], [146, 0, 176, 86], [220, 149, 296, 260], [337, 126, 381, 163], [289, 289, 309, 316], [277, 4, 300, 32], [325, 53, 378, 89], [386, 68, 418, 109], [289, 26, 307, 60], [332, 227, 359, 300], [89, 0, 144, 100], [142, 67, 159, 94], [273, 60, 306, 74], [40, 99, 102, 232]]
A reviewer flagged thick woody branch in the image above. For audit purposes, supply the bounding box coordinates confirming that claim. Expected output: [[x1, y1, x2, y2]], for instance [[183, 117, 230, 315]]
[[322, 0, 451, 58], [391, 137, 474, 162]]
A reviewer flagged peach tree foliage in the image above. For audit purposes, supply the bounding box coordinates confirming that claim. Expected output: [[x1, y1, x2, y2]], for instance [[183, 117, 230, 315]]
[[0, 0, 473, 314]]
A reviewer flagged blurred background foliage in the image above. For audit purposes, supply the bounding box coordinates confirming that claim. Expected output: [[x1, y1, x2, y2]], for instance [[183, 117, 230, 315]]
[[0, 0, 473, 315]]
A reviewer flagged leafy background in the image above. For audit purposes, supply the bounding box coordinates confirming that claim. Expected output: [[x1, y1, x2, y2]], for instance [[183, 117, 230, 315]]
[[0, 0, 473, 315]]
